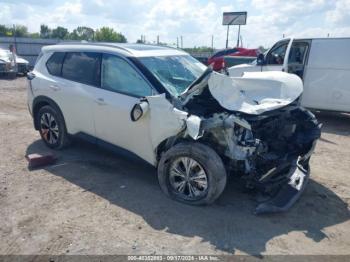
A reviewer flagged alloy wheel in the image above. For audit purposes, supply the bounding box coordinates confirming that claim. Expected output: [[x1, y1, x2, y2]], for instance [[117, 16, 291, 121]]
[[40, 112, 59, 145], [169, 157, 208, 200]]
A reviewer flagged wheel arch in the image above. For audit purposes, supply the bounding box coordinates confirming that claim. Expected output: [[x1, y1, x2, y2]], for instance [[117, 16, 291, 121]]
[[154, 133, 225, 167], [32, 96, 66, 130], [155, 135, 191, 165]]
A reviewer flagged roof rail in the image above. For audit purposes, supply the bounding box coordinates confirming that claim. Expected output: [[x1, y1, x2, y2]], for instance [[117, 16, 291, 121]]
[[55, 41, 133, 54]]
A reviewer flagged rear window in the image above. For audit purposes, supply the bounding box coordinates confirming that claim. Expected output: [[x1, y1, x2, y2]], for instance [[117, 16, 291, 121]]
[[62, 52, 101, 86], [46, 52, 65, 76]]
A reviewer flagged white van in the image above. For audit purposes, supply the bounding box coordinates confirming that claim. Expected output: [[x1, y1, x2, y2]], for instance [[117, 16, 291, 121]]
[[228, 38, 350, 112]]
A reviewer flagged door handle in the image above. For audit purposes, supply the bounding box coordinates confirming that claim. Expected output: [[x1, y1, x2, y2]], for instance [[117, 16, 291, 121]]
[[95, 98, 107, 105], [49, 84, 60, 91]]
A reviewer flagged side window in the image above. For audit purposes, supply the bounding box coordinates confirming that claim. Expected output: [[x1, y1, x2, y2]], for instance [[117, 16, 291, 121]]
[[266, 42, 288, 65], [288, 42, 309, 65], [101, 54, 152, 97], [46, 52, 65, 76], [62, 52, 101, 86]]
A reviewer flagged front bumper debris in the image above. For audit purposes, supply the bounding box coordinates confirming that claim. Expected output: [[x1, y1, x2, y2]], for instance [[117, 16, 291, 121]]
[[254, 141, 317, 215]]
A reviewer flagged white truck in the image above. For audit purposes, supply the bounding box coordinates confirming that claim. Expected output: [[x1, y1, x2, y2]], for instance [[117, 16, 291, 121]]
[[228, 38, 350, 112]]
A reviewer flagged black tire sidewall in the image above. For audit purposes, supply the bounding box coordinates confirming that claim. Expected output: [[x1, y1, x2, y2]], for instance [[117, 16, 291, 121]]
[[158, 142, 227, 205], [37, 105, 67, 149]]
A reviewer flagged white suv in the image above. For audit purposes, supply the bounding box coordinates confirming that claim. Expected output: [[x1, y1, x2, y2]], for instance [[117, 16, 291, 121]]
[[27, 43, 321, 214]]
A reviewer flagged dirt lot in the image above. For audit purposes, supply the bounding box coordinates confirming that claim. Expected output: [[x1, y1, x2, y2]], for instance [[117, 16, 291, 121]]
[[0, 77, 350, 256]]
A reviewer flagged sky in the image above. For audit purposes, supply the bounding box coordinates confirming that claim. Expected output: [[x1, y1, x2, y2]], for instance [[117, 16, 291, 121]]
[[0, 0, 350, 49]]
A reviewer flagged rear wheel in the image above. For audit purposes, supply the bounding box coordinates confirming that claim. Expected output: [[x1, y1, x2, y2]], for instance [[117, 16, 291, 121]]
[[157, 142, 227, 205], [37, 105, 70, 149]]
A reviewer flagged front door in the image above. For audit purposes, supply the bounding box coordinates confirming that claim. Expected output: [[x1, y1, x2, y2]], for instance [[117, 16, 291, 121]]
[[92, 54, 156, 164], [263, 40, 290, 72]]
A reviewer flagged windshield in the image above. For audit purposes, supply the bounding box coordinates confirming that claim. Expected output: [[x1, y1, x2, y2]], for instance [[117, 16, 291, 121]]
[[139, 55, 207, 96]]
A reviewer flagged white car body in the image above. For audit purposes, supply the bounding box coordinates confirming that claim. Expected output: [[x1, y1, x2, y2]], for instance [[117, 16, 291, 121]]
[[228, 37, 350, 112], [15, 55, 30, 74], [0, 49, 16, 74], [27, 43, 320, 213]]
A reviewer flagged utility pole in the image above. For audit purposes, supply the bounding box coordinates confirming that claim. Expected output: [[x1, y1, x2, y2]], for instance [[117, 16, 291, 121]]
[[157, 35, 159, 45], [225, 25, 229, 48], [236, 25, 240, 47], [13, 24, 17, 53], [176, 37, 179, 48], [211, 35, 214, 52], [180, 36, 183, 48]]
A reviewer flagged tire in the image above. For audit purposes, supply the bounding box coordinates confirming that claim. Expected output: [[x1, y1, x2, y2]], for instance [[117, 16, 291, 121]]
[[157, 142, 227, 205], [36, 105, 70, 149]]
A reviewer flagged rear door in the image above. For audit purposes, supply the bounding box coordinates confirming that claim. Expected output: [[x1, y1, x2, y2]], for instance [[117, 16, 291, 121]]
[[42, 52, 99, 136], [92, 54, 156, 164]]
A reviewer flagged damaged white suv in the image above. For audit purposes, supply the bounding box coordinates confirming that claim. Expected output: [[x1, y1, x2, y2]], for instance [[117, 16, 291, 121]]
[[27, 43, 321, 214]]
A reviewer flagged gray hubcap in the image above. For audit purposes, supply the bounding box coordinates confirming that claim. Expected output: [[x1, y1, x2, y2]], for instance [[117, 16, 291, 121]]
[[169, 157, 208, 200], [40, 112, 59, 144]]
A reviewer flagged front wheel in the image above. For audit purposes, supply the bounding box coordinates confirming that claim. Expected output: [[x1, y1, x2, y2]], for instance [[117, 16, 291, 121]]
[[157, 142, 227, 205]]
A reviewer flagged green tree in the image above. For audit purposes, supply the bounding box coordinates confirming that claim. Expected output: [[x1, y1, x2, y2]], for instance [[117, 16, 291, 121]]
[[51, 26, 69, 39], [95, 27, 127, 43], [29, 32, 40, 39], [0, 25, 8, 36], [14, 25, 28, 37], [70, 26, 94, 41], [183, 46, 213, 53], [258, 45, 268, 53], [40, 24, 51, 38]]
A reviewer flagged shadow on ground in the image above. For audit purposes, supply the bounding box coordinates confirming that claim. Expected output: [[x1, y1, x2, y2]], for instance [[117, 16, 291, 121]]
[[26, 135, 349, 255], [313, 111, 350, 137]]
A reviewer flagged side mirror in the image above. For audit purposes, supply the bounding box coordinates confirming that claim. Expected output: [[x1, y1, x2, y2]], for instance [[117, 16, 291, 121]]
[[256, 53, 265, 66], [27, 72, 36, 80], [130, 101, 149, 122]]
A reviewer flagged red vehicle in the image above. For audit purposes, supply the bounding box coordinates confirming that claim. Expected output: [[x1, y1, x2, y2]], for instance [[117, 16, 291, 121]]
[[207, 47, 259, 71]]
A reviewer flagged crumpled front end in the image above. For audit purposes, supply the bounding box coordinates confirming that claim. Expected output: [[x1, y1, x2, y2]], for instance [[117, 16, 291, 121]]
[[195, 105, 321, 214], [238, 106, 320, 214], [198, 105, 321, 214], [179, 71, 321, 214]]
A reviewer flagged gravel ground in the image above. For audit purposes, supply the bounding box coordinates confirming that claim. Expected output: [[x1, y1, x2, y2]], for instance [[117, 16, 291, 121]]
[[0, 77, 349, 256]]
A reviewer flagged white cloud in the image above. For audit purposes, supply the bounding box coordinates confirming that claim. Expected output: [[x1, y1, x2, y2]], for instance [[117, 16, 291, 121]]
[[327, 0, 350, 25], [0, 0, 349, 48]]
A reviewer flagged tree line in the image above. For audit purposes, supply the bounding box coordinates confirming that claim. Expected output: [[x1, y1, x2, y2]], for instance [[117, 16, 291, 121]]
[[0, 24, 127, 43]]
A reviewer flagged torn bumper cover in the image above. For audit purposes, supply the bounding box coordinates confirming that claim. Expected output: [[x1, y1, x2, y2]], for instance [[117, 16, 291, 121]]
[[254, 145, 315, 215]]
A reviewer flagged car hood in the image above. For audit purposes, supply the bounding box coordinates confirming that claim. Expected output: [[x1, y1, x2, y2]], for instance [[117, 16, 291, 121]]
[[16, 57, 29, 64], [0, 58, 11, 63], [181, 71, 303, 115]]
